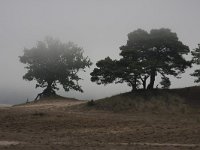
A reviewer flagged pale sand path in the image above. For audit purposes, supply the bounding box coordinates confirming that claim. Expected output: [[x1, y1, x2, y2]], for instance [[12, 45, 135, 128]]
[[1, 141, 199, 148], [0, 141, 20, 146], [15, 98, 87, 110], [108, 142, 200, 147]]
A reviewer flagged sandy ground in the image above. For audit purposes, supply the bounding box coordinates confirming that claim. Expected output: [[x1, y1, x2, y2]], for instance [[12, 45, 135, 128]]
[[0, 99, 200, 150]]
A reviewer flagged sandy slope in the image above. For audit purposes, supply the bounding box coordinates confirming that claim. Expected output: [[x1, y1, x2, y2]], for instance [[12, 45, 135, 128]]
[[0, 104, 12, 107], [16, 98, 86, 110], [0, 98, 200, 150]]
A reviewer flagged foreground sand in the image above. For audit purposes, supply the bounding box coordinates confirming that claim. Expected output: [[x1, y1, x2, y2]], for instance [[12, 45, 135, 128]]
[[0, 98, 200, 150]]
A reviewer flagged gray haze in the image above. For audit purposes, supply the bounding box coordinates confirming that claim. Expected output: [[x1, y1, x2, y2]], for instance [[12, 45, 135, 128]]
[[0, 0, 200, 104]]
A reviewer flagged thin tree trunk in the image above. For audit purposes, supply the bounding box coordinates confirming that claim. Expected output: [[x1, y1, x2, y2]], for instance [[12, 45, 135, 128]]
[[141, 76, 148, 90], [34, 92, 42, 101], [147, 69, 156, 90], [130, 77, 137, 92], [143, 80, 146, 90]]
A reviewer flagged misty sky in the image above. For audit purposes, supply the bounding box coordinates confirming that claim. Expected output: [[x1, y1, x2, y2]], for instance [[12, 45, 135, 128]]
[[0, 0, 200, 104]]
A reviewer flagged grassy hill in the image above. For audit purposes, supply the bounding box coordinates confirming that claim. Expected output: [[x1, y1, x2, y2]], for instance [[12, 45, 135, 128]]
[[85, 86, 200, 113], [169, 86, 200, 105]]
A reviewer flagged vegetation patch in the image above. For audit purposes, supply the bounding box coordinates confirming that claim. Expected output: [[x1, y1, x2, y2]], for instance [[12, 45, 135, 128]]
[[87, 100, 95, 106], [85, 90, 191, 114]]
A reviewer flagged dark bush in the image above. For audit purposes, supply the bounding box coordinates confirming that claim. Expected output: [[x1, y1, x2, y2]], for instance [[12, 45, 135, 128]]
[[87, 100, 95, 106]]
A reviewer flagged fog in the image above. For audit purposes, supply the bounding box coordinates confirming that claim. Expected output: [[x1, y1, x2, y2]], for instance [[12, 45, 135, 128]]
[[0, 0, 200, 104]]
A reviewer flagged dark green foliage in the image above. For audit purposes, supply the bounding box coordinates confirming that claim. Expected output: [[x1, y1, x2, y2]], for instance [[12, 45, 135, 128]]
[[90, 57, 142, 91], [91, 28, 190, 91], [90, 57, 119, 85], [87, 100, 95, 106], [191, 44, 200, 82], [120, 28, 190, 89], [160, 76, 171, 89], [191, 70, 200, 83], [191, 44, 200, 64], [19, 37, 92, 97]]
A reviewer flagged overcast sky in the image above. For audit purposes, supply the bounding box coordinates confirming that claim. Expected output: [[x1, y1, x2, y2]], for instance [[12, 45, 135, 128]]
[[0, 0, 200, 104]]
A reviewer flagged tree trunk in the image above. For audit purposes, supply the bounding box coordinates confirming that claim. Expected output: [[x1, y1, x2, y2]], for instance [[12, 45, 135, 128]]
[[131, 85, 137, 92], [147, 69, 156, 90], [42, 81, 56, 97], [34, 92, 42, 101], [142, 80, 146, 90], [34, 81, 56, 100], [141, 76, 148, 90], [130, 77, 137, 92]]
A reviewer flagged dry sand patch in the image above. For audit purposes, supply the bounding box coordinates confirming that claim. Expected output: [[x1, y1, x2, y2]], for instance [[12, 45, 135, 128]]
[[0, 141, 20, 146]]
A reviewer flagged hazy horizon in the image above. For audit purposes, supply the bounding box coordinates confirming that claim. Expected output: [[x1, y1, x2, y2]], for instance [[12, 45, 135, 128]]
[[0, 0, 200, 104]]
